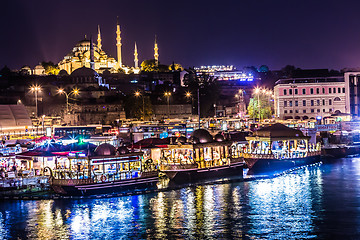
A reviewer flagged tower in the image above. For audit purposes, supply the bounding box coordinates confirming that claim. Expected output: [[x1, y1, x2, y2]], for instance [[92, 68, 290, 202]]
[[134, 42, 139, 69], [97, 25, 102, 50], [154, 35, 159, 66], [116, 17, 122, 68], [90, 35, 95, 70]]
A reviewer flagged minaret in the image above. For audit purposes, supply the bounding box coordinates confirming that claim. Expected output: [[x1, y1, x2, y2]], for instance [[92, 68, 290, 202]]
[[90, 35, 95, 70], [134, 42, 139, 69], [154, 35, 159, 66], [116, 17, 122, 68], [97, 25, 102, 50]]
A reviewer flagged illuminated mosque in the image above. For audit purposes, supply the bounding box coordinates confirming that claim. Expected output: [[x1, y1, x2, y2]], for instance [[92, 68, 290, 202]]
[[58, 20, 159, 74]]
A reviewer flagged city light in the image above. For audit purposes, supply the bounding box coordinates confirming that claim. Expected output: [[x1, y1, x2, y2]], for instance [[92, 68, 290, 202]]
[[30, 84, 41, 117], [57, 88, 80, 113]]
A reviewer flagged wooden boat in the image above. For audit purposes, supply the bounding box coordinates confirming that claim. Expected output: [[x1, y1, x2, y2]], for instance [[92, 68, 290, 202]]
[[158, 130, 244, 183], [46, 144, 158, 196], [233, 123, 321, 175]]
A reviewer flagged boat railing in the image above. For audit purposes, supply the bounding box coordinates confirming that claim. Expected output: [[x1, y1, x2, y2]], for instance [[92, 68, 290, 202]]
[[50, 178, 94, 186], [159, 163, 198, 171]]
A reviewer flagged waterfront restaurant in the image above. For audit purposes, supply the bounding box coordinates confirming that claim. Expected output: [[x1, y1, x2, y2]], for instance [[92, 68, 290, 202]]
[[232, 123, 320, 159]]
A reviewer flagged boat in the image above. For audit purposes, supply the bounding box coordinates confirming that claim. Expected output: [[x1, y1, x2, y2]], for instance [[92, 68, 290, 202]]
[[46, 143, 158, 196], [158, 129, 244, 183], [233, 123, 321, 175]]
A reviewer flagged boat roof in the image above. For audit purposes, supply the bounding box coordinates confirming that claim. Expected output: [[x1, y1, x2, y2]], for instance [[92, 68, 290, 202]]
[[247, 123, 309, 140]]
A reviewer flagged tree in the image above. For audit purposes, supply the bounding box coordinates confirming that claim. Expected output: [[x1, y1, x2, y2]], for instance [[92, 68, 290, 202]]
[[41, 61, 60, 75], [258, 65, 269, 73], [141, 59, 158, 72], [247, 93, 273, 120], [169, 63, 184, 71]]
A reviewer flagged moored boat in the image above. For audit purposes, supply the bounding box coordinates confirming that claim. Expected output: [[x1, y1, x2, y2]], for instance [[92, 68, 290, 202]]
[[158, 129, 244, 183], [233, 123, 321, 175], [47, 143, 158, 196]]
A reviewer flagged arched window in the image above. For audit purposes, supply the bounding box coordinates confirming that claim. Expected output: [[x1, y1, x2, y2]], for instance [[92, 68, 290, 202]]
[[334, 97, 341, 101]]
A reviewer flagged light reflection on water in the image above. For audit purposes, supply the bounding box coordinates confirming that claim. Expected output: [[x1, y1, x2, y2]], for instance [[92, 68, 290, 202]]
[[3, 159, 360, 239]]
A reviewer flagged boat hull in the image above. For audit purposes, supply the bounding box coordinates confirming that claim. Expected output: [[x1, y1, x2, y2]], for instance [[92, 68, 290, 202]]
[[245, 155, 321, 175], [161, 161, 244, 183], [50, 172, 158, 196]]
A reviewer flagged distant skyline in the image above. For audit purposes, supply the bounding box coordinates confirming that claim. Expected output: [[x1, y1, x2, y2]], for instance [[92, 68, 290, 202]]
[[1, 0, 360, 71]]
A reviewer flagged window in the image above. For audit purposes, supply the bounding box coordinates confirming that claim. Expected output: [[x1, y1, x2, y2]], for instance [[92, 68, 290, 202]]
[[311, 109, 314, 113], [317, 100, 320, 106], [322, 88, 325, 94], [289, 110, 293, 113], [334, 97, 341, 101], [303, 100, 306, 106], [343, 87, 345, 93], [323, 109, 325, 112], [322, 99, 325, 105], [333, 87, 336, 93], [295, 89, 298, 94], [295, 110, 299, 113], [284, 89, 287, 95], [295, 100, 298, 106], [303, 109, 306, 113], [289, 89, 293, 95], [329, 99, 332, 105], [310, 88, 314, 94], [329, 88, 332, 94], [311, 100, 314, 106], [284, 110, 287, 113], [338, 88, 341, 93], [284, 101, 287, 107], [317, 109, 320, 113], [289, 101, 293, 107], [316, 88, 320, 94], [302, 89, 306, 94]]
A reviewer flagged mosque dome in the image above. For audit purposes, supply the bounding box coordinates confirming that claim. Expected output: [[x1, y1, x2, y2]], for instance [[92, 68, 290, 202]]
[[58, 69, 69, 76], [189, 136, 200, 144], [192, 129, 213, 144], [94, 143, 116, 156], [71, 67, 98, 77]]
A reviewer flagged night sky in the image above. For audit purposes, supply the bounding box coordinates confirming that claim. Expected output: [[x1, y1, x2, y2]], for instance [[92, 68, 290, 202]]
[[1, 0, 360, 71]]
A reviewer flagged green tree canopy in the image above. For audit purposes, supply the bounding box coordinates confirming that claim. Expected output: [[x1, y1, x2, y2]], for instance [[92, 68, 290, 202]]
[[247, 93, 273, 120]]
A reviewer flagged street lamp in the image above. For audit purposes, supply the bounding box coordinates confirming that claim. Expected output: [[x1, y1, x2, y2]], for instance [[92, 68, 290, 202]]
[[30, 85, 41, 117], [185, 91, 193, 115], [135, 90, 145, 121], [57, 88, 80, 113], [164, 92, 171, 119]]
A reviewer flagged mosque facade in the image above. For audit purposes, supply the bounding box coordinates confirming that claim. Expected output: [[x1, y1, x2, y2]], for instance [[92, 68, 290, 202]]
[[58, 20, 158, 74]]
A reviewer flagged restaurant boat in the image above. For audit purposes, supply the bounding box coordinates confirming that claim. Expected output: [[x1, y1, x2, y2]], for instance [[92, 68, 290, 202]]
[[233, 123, 321, 175], [46, 143, 158, 196], [157, 129, 244, 183]]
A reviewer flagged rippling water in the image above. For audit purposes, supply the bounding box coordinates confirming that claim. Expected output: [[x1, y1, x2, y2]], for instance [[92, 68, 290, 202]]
[[2, 157, 360, 239]]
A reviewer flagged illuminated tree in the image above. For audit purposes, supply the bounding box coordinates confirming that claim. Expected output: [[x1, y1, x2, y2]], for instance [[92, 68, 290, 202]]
[[41, 61, 60, 75], [247, 93, 273, 120], [141, 59, 158, 72]]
